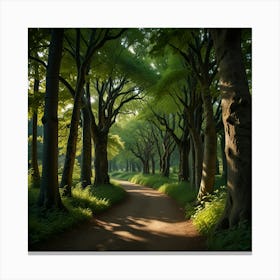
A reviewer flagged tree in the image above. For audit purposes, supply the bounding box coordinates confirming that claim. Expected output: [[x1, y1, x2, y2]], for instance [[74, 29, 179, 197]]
[[29, 61, 41, 187], [38, 28, 64, 209], [128, 122, 155, 174], [91, 76, 142, 185], [211, 28, 252, 228], [149, 119, 176, 177], [170, 30, 218, 199]]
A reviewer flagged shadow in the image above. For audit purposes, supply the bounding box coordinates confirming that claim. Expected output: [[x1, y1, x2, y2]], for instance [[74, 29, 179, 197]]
[[29, 180, 206, 252]]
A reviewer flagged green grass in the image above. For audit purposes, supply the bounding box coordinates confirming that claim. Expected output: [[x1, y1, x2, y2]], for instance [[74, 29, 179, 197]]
[[28, 181, 126, 246], [112, 172, 196, 207], [190, 186, 227, 235]]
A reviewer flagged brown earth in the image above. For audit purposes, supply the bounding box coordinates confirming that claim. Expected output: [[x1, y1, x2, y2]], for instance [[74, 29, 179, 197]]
[[30, 180, 206, 252]]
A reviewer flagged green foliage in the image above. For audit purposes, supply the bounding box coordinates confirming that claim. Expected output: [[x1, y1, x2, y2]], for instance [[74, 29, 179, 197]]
[[158, 182, 197, 207], [28, 181, 126, 245], [107, 134, 124, 160], [190, 186, 227, 235], [110, 171, 137, 181], [130, 173, 174, 188], [207, 221, 251, 251]]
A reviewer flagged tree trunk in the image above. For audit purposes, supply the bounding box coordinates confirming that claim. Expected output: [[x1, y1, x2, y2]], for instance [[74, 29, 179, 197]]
[[197, 86, 217, 200], [60, 70, 86, 196], [93, 132, 110, 185], [178, 141, 190, 182], [151, 155, 155, 175], [143, 159, 150, 174], [38, 28, 64, 209], [189, 127, 203, 190], [31, 72, 41, 188], [81, 106, 92, 188], [220, 132, 227, 181], [211, 28, 252, 228], [190, 138, 196, 188], [31, 110, 41, 188]]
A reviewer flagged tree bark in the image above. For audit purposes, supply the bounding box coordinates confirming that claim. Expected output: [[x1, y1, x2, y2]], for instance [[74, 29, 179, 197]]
[[220, 132, 227, 181], [81, 105, 92, 188], [38, 28, 64, 209], [197, 86, 217, 200], [143, 159, 150, 174], [93, 132, 110, 185], [31, 68, 40, 188], [31, 110, 41, 187], [178, 141, 190, 182], [151, 155, 155, 175], [60, 66, 87, 196], [189, 127, 203, 190], [211, 28, 252, 228]]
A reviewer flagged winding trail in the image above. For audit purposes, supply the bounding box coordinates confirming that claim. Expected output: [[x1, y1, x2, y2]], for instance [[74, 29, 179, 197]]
[[30, 180, 206, 251]]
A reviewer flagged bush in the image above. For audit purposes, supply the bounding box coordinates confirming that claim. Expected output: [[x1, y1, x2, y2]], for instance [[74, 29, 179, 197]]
[[190, 186, 227, 235], [207, 221, 252, 251]]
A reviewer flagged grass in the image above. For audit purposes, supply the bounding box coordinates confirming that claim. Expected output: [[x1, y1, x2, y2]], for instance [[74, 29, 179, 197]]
[[28, 181, 126, 246], [112, 172, 196, 207], [189, 186, 227, 235]]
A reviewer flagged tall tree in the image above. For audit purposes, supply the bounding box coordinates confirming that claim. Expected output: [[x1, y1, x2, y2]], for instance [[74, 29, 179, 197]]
[[211, 28, 252, 228], [38, 29, 64, 209]]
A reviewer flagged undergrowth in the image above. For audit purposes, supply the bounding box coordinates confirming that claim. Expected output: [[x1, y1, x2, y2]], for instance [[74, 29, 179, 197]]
[[28, 181, 126, 246]]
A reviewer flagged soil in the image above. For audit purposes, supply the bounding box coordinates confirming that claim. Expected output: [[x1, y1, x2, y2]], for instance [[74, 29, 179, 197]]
[[30, 180, 206, 252]]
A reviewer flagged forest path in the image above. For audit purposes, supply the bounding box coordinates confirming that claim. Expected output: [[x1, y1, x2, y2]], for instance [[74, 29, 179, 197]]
[[31, 180, 206, 251]]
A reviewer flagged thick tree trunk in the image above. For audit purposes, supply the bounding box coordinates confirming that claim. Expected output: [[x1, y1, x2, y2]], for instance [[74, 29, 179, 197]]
[[81, 106, 92, 188], [162, 152, 171, 177], [142, 159, 150, 174], [93, 133, 110, 185], [211, 28, 252, 228], [38, 29, 64, 209], [197, 87, 217, 200]]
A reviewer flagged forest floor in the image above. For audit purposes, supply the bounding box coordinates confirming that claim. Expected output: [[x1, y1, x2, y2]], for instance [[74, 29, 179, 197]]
[[30, 180, 206, 251]]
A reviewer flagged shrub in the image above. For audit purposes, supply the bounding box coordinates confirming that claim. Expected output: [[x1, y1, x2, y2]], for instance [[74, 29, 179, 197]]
[[207, 221, 252, 251], [190, 186, 227, 235]]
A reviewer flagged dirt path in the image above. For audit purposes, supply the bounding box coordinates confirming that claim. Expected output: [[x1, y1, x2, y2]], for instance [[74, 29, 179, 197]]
[[30, 180, 206, 251]]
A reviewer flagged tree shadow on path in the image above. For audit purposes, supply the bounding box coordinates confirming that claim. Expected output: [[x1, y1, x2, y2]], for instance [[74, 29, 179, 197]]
[[30, 180, 206, 252]]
